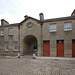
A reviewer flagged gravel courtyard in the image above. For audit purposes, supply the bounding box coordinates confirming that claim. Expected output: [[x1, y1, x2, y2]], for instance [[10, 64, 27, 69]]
[[0, 56, 75, 75]]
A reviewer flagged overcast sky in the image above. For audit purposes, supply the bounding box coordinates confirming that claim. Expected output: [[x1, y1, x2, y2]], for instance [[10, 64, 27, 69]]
[[0, 0, 75, 24]]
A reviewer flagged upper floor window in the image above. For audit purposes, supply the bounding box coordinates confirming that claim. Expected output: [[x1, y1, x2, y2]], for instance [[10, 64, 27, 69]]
[[27, 23, 33, 28], [1, 29, 4, 36], [50, 23, 56, 32], [5, 42, 9, 51], [64, 22, 72, 31], [9, 28, 13, 35], [14, 42, 18, 51]]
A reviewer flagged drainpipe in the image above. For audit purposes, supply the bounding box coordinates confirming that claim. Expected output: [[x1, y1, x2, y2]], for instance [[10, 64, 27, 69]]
[[39, 13, 44, 56], [41, 22, 43, 56], [18, 24, 20, 58]]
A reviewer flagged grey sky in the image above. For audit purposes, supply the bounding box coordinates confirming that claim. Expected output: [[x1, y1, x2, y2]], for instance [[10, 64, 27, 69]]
[[0, 0, 75, 24]]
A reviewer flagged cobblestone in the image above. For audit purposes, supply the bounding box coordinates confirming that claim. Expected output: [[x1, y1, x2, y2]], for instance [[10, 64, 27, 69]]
[[0, 56, 75, 75]]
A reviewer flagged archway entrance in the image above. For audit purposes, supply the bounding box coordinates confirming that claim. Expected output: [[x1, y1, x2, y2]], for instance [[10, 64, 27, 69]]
[[23, 35, 38, 55]]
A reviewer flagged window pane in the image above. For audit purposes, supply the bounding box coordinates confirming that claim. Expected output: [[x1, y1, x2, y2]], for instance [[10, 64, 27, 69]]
[[1, 29, 4, 35], [57, 40, 64, 43], [43, 40, 50, 43], [72, 39, 75, 42], [5, 43, 9, 51], [50, 24, 56, 32], [14, 42, 18, 51], [27, 23, 33, 28], [28, 24, 32, 27], [9, 28, 13, 35], [64, 22, 72, 31]]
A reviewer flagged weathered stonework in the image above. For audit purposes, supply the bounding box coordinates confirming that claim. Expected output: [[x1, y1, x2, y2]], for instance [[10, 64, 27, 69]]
[[0, 25, 18, 56], [0, 10, 75, 57]]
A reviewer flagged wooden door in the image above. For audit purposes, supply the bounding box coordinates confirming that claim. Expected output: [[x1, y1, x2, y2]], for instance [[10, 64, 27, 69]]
[[57, 40, 64, 57], [72, 40, 75, 57], [43, 40, 50, 56]]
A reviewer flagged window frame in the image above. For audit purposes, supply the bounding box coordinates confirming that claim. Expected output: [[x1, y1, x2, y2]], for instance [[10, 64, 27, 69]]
[[13, 42, 18, 51], [57, 40, 64, 43], [5, 42, 9, 51], [1, 29, 4, 36], [9, 28, 13, 35], [27, 22, 33, 28], [50, 23, 56, 32], [64, 22, 72, 31], [43, 40, 50, 43]]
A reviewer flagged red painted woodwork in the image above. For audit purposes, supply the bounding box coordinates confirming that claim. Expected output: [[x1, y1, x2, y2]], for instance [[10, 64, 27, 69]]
[[57, 41, 64, 57], [43, 41, 50, 56], [72, 42, 75, 57]]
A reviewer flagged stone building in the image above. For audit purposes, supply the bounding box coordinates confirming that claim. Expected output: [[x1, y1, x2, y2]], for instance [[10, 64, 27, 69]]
[[0, 10, 75, 57]]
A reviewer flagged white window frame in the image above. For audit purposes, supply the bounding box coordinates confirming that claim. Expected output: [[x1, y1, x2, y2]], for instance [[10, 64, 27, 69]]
[[13, 42, 18, 51], [1, 29, 4, 36], [50, 23, 56, 32], [64, 22, 72, 31], [5, 42, 9, 51], [9, 28, 13, 35]]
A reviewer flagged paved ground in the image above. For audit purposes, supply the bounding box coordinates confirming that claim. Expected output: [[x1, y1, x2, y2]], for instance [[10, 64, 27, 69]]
[[0, 56, 75, 75]]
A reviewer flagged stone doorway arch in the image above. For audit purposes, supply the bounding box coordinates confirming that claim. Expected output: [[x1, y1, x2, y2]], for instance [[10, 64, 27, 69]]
[[23, 35, 38, 55]]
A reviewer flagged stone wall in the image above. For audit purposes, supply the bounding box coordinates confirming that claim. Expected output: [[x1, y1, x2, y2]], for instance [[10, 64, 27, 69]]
[[0, 17, 75, 57], [43, 19, 75, 57], [20, 18, 41, 56], [0, 25, 18, 56]]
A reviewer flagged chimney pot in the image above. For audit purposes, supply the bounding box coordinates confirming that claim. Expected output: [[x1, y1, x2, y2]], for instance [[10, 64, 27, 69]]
[[24, 15, 28, 19]]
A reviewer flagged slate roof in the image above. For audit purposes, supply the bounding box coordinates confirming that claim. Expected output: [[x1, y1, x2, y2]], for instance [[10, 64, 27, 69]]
[[44, 16, 75, 23], [0, 13, 75, 27], [0, 23, 19, 27]]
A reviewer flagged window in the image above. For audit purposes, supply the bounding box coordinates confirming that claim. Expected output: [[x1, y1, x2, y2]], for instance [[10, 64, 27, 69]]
[[14, 42, 18, 51], [64, 22, 72, 31], [9, 28, 13, 35], [27, 23, 33, 28], [1, 29, 4, 36], [72, 39, 75, 42], [57, 40, 64, 43], [43, 40, 50, 43], [50, 24, 56, 32], [5, 42, 9, 51]]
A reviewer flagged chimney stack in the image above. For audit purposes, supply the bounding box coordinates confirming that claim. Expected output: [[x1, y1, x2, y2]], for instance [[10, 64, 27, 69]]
[[1, 19, 9, 25], [71, 9, 75, 16], [24, 15, 28, 19]]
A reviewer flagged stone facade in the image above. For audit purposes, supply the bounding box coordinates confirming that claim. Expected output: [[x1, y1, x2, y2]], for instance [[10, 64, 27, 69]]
[[20, 18, 41, 56], [0, 25, 18, 55], [43, 19, 75, 57], [0, 10, 75, 57]]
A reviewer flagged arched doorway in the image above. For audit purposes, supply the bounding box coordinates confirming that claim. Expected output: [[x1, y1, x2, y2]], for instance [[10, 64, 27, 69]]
[[23, 35, 38, 55]]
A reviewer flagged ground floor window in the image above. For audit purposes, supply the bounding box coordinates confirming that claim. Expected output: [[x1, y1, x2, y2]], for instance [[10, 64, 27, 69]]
[[5, 42, 9, 51], [14, 42, 18, 51]]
